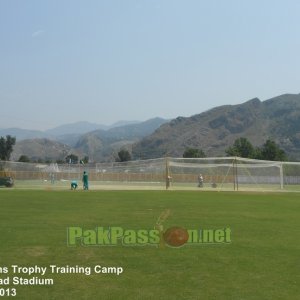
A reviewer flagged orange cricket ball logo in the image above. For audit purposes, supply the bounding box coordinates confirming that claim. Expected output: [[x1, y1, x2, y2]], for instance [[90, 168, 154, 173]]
[[163, 226, 189, 247]]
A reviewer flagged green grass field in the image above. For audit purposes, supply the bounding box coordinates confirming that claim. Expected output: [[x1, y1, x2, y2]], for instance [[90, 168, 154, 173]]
[[0, 190, 299, 299]]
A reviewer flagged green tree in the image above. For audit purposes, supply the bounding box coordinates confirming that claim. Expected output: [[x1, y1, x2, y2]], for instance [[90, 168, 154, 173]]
[[0, 135, 16, 161], [18, 155, 30, 162], [56, 159, 65, 164], [259, 139, 287, 161], [183, 148, 206, 158], [65, 154, 79, 164], [118, 149, 131, 162], [226, 137, 255, 158], [80, 156, 89, 164]]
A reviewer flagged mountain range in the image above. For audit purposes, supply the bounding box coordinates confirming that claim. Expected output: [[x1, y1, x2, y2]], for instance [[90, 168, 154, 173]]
[[4, 93, 300, 162], [132, 93, 300, 160], [9, 118, 168, 162], [0, 120, 141, 141]]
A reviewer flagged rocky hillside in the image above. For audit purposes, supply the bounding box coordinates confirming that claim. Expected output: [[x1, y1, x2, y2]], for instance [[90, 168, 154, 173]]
[[132, 94, 300, 160], [73, 118, 168, 161], [11, 139, 83, 162], [9, 94, 300, 162]]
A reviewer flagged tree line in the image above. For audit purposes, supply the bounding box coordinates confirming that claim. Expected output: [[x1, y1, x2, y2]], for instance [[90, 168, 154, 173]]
[[183, 137, 287, 161], [0, 134, 288, 163], [0, 135, 132, 163]]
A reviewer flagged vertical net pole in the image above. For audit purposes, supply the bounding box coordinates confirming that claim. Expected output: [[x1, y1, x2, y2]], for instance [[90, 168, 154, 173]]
[[279, 163, 283, 190], [233, 159, 236, 191], [165, 157, 170, 190], [233, 157, 239, 191], [236, 158, 239, 191]]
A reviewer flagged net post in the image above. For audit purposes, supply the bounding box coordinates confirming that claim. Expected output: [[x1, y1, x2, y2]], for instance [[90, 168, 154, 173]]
[[165, 157, 170, 190], [233, 157, 239, 191], [233, 159, 236, 191], [279, 163, 284, 190], [236, 157, 239, 191]]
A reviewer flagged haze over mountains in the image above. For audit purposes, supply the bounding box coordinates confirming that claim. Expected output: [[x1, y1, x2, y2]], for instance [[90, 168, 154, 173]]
[[4, 93, 300, 162], [0, 120, 141, 141], [9, 118, 168, 162]]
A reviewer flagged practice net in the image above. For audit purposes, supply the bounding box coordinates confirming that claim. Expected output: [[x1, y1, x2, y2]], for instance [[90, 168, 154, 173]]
[[1, 157, 300, 191]]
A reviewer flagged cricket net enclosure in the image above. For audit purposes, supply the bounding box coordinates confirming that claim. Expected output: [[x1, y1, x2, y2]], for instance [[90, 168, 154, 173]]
[[1, 157, 300, 191]]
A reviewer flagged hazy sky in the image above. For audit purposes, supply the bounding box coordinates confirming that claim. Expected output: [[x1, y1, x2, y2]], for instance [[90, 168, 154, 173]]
[[1, 0, 300, 130]]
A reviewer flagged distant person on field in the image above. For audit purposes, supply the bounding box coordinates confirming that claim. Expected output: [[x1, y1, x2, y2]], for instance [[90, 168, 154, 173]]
[[198, 174, 204, 188], [50, 173, 55, 184], [82, 171, 89, 190], [71, 180, 78, 190], [166, 175, 172, 189]]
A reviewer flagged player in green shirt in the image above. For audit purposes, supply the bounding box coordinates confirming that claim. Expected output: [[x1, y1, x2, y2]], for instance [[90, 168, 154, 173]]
[[82, 171, 89, 190], [71, 180, 78, 190]]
